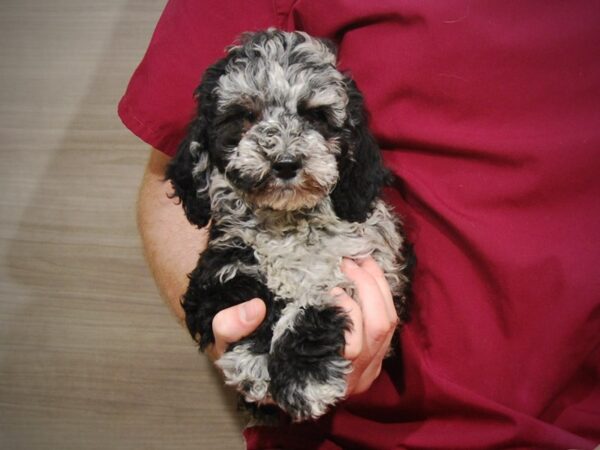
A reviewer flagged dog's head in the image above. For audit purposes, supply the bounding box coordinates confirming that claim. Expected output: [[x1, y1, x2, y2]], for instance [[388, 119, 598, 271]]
[[167, 29, 387, 226]]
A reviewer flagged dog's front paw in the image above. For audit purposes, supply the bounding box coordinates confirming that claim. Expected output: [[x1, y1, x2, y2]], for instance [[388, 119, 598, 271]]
[[267, 305, 352, 421], [270, 355, 350, 421], [216, 343, 270, 403]]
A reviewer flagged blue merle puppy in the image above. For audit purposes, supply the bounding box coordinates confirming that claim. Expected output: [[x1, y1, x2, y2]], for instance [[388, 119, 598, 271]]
[[166, 29, 412, 422]]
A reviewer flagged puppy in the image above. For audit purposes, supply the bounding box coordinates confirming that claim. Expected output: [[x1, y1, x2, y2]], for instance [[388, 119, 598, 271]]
[[166, 29, 412, 421]]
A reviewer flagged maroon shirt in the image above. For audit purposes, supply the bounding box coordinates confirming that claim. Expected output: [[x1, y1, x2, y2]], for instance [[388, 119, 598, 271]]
[[119, 1, 600, 448]]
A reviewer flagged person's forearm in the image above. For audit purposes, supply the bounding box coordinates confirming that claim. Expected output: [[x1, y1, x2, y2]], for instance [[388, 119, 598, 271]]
[[136, 148, 209, 323]]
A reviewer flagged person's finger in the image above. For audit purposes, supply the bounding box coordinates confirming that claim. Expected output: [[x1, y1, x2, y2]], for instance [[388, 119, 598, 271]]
[[331, 287, 363, 360], [355, 256, 393, 303], [349, 322, 396, 395], [355, 256, 398, 324], [210, 298, 266, 359], [341, 258, 394, 350], [341, 258, 381, 309], [352, 361, 383, 394]]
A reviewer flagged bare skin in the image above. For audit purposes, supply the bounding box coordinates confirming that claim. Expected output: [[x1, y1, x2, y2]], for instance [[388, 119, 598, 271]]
[[137, 148, 398, 397]]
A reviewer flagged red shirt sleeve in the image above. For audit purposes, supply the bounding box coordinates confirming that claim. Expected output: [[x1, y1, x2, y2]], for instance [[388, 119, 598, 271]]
[[117, 0, 293, 156]]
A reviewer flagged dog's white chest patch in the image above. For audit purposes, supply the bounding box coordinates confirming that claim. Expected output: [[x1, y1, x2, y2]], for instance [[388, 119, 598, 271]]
[[249, 200, 402, 306], [209, 173, 403, 305], [253, 226, 351, 304]]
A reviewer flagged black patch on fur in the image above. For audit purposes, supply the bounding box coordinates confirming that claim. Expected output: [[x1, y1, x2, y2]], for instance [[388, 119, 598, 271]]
[[297, 101, 343, 139], [166, 54, 235, 227], [330, 78, 388, 223], [165, 116, 211, 227], [181, 238, 273, 350], [268, 305, 351, 420], [237, 397, 283, 424]]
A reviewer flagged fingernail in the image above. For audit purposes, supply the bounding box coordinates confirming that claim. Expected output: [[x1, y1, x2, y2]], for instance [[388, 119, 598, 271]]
[[239, 299, 261, 323], [342, 258, 358, 270]]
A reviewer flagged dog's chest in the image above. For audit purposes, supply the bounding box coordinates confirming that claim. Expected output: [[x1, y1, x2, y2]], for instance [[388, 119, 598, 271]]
[[251, 222, 360, 302], [209, 176, 403, 304], [244, 202, 399, 304]]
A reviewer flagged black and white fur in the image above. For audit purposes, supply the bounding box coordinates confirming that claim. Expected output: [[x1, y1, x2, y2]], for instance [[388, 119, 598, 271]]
[[167, 29, 412, 422]]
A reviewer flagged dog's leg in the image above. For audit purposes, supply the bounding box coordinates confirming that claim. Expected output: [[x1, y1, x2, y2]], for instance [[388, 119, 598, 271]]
[[216, 299, 284, 404], [267, 304, 352, 421], [182, 239, 266, 348], [182, 242, 280, 406], [217, 343, 270, 401]]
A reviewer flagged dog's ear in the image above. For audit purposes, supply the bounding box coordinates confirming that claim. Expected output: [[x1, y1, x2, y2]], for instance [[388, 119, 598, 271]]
[[166, 115, 212, 228], [330, 78, 388, 223], [165, 55, 233, 228]]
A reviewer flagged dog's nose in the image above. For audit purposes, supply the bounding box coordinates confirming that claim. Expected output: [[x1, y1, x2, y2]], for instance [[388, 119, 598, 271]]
[[272, 157, 301, 180]]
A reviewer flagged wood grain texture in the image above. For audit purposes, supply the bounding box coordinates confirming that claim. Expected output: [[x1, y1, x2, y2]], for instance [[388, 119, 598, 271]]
[[0, 1, 245, 448]]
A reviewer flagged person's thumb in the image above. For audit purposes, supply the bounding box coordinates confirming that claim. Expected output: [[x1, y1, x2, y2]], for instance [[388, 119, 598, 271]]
[[211, 298, 266, 358]]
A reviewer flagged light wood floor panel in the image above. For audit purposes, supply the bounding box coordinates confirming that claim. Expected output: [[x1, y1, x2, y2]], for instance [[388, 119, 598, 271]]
[[0, 1, 244, 448]]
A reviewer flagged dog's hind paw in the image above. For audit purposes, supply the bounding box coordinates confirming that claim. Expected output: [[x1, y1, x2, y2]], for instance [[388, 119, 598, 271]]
[[270, 356, 350, 421], [216, 343, 271, 403], [267, 304, 352, 420]]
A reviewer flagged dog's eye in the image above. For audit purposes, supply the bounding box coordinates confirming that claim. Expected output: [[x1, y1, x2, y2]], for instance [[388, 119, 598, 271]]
[[224, 106, 258, 124], [238, 110, 257, 123], [242, 110, 257, 122], [299, 106, 330, 125]]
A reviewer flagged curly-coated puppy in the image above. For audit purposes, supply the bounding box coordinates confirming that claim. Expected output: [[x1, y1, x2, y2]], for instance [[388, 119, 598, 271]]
[[166, 29, 412, 422]]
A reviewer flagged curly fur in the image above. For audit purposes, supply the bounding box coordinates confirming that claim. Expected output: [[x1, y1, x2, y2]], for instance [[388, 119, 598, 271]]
[[166, 29, 412, 422]]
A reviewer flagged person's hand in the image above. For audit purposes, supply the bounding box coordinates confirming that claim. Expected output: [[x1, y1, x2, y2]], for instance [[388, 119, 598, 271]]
[[206, 256, 395, 397], [206, 256, 397, 400], [206, 298, 267, 361], [334, 256, 398, 395]]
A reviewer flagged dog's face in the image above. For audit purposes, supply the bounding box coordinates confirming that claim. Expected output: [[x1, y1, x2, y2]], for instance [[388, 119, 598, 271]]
[[168, 30, 387, 226], [211, 33, 348, 211]]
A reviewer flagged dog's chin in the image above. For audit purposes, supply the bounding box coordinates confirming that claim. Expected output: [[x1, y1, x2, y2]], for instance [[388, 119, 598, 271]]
[[244, 174, 329, 212]]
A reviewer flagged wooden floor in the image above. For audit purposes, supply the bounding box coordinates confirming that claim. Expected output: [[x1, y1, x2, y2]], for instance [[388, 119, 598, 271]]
[[0, 1, 245, 448]]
